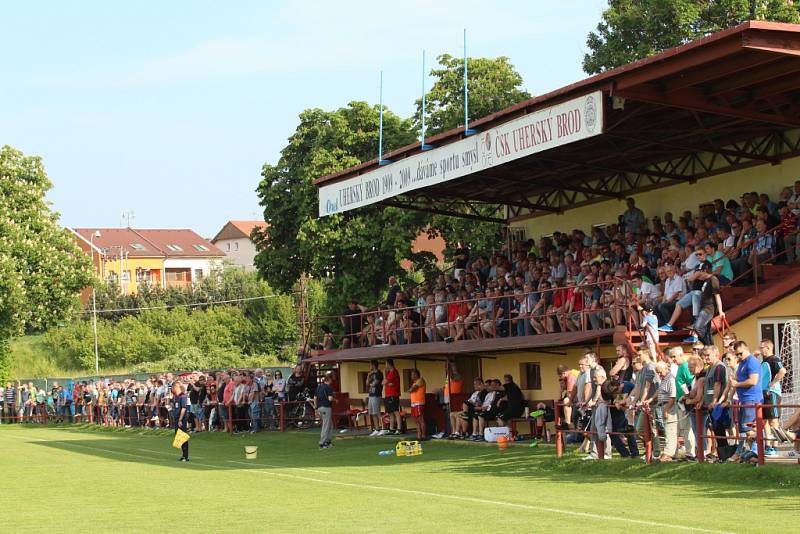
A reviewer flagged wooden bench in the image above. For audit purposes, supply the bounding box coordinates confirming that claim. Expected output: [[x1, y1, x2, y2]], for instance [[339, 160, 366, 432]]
[[508, 399, 556, 441]]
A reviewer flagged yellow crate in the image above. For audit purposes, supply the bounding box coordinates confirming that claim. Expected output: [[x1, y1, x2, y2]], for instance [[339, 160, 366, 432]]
[[395, 440, 423, 457]]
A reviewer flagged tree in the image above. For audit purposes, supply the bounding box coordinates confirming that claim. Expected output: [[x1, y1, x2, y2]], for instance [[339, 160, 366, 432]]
[[254, 102, 425, 312], [583, 0, 800, 74], [0, 145, 93, 379], [412, 54, 530, 257], [412, 54, 530, 136]]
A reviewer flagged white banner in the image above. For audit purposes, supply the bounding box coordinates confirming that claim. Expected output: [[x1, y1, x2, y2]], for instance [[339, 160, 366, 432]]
[[318, 90, 602, 216]]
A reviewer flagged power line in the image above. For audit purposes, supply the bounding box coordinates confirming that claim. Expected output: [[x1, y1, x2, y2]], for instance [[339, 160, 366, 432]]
[[78, 292, 300, 316]]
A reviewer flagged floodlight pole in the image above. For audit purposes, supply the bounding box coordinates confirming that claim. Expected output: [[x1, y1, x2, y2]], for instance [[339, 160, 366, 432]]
[[464, 29, 477, 136], [379, 70, 390, 165], [421, 50, 432, 150]]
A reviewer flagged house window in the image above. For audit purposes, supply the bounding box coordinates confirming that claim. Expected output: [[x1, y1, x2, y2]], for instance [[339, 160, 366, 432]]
[[519, 362, 542, 390], [194, 269, 204, 280], [166, 244, 183, 252], [192, 244, 209, 252], [226, 243, 231, 251], [758, 317, 799, 364], [356, 372, 368, 394], [130, 243, 146, 251], [234, 241, 239, 251]]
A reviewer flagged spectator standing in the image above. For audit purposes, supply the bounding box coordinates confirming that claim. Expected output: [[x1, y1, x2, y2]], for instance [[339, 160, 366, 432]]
[[382, 359, 402, 435], [655, 361, 678, 461], [315, 372, 335, 449], [729, 341, 763, 460], [760, 339, 786, 455], [668, 347, 696, 460], [408, 369, 427, 441], [629, 350, 661, 459], [366, 361, 384, 436], [622, 197, 646, 234]]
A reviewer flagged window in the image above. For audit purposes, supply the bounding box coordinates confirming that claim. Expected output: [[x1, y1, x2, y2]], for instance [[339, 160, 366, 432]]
[[194, 269, 204, 280], [356, 372, 368, 394], [758, 317, 799, 363], [166, 244, 183, 252], [226, 243, 231, 251], [129, 243, 146, 251], [234, 241, 239, 251], [192, 244, 209, 252], [519, 362, 542, 390], [121, 270, 130, 283]]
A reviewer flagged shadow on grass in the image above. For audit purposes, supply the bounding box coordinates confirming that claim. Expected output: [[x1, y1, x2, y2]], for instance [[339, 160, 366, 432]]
[[16, 424, 800, 506]]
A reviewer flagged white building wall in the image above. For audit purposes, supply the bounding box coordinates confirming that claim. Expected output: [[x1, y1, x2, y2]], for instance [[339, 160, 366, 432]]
[[163, 258, 223, 280], [215, 238, 259, 272]]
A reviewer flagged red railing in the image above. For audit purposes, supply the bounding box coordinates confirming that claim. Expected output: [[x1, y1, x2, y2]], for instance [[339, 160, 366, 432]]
[[313, 279, 639, 349], [554, 401, 800, 466]]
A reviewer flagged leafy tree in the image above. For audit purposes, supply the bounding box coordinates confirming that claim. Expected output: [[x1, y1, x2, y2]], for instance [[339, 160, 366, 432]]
[[583, 0, 800, 74], [411, 54, 530, 256], [254, 102, 426, 312], [0, 145, 93, 380], [412, 54, 530, 136]]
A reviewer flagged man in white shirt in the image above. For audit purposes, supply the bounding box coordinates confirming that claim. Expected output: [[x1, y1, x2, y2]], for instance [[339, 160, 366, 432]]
[[656, 263, 686, 326]]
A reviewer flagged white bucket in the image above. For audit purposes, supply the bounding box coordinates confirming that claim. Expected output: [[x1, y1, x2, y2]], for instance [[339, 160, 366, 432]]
[[244, 446, 258, 460]]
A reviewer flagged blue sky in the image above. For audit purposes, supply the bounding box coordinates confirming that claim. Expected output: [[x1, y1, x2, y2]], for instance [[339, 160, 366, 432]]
[[2, 0, 608, 237]]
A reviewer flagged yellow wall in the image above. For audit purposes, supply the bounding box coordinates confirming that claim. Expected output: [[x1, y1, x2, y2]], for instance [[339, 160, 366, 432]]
[[513, 154, 800, 239], [101, 256, 164, 294], [728, 291, 800, 351], [339, 345, 617, 405]]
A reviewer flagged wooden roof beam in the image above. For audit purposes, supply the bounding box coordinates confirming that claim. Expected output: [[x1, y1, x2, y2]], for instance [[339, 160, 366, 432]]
[[616, 85, 800, 128]]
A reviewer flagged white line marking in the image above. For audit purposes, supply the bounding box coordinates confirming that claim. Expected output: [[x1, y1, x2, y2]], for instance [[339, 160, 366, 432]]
[[227, 460, 331, 474], [25, 436, 732, 534], [136, 448, 204, 459]]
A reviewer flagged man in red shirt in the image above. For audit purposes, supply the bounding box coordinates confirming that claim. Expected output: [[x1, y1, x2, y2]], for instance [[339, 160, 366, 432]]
[[383, 359, 402, 435]]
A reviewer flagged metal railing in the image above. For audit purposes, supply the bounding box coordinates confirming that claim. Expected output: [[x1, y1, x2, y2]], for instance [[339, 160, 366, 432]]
[[312, 279, 639, 349]]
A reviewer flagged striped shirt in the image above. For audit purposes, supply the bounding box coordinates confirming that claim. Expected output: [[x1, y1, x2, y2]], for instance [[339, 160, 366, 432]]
[[755, 232, 774, 254], [657, 373, 676, 405]]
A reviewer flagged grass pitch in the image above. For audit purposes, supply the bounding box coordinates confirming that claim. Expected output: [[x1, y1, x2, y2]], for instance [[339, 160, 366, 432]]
[[1, 425, 798, 533]]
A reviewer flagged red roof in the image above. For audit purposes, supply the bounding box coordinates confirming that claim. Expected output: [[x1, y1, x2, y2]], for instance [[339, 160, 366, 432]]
[[71, 228, 224, 258], [211, 220, 268, 243], [132, 229, 224, 257]]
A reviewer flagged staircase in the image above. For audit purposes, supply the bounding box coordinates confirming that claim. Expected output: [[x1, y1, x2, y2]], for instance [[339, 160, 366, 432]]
[[615, 262, 800, 356]]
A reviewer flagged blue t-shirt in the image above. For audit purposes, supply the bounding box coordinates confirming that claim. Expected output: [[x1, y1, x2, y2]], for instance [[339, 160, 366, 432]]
[[759, 361, 771, 392], [736, 355, 763, 403]]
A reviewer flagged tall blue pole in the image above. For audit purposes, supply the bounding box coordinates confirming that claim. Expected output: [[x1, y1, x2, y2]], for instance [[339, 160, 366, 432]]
[[464, 28, 468, 132], [463, 29, 476, 136], [379, 70, 384, 163], [421, 49, 427, 149]]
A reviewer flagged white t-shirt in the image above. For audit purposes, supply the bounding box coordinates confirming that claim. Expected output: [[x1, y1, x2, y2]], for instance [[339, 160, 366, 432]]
[[663, 274, 686, 301]]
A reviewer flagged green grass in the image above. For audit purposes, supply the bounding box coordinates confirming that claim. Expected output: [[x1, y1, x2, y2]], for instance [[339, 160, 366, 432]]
[[8, 335, 142, 380], [1, 425, 798, 533]]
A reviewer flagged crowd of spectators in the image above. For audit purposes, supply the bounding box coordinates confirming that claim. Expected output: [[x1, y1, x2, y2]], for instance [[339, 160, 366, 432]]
[[558, 339, 799, 462], [335, 182, 800, 349], [0, 366, 318, 435]]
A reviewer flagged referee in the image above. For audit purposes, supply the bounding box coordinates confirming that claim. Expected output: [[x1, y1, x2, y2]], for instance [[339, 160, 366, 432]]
[[172, 382, 190, 462]]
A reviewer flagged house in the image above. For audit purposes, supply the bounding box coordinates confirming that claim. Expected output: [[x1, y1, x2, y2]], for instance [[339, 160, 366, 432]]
[[71, 227, 225, 293], [134, 229, 225, 288], [211, 220, 268, 272]]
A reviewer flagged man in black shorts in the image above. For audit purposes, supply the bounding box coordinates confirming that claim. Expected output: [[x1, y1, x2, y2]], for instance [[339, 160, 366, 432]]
[[383, 359, 402, 435]]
